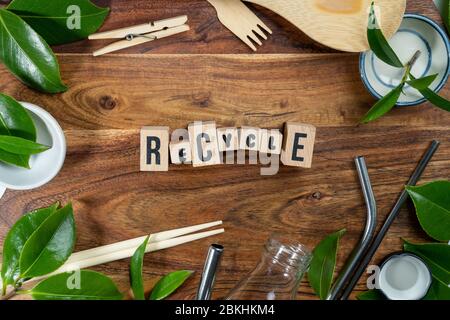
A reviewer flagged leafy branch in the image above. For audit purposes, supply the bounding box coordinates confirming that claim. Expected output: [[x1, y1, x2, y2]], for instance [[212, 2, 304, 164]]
[[0, 93, 50, 169], [361, 2, 450, 123], [1, 202, 122, 300], [0, 0, 109, 93], [0, 202, 194, 300]]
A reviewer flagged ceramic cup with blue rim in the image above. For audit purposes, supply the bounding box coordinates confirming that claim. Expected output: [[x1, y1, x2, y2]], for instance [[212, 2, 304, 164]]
[[0, 102, 66, 199], [360, 14, 450, 106]]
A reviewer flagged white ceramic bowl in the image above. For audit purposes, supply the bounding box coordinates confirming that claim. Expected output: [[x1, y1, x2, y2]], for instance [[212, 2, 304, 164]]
[[0, 102, 66, 198], [360, 14, 450, 106]]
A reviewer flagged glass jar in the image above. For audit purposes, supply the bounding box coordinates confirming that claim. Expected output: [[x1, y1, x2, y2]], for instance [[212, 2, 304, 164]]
[[226, 234, 312, 300]]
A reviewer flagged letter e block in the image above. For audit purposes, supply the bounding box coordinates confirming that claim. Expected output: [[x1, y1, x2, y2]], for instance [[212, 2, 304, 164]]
[[188, 121, 221, 167], [170, 141, 192, 165], [140, 126, 169, 171], [281, 123, 316, 168], [260, 129, 283, 155]]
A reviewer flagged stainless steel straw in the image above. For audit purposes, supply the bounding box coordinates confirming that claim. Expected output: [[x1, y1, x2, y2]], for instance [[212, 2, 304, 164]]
[[339, 140, 440, 300], [326, 156, 377, 300], [196, 244, 224, 300]]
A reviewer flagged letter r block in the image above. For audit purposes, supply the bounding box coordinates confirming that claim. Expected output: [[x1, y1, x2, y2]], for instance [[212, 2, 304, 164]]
[[281, 123, 316, 168], [140, 126, 169, 171]]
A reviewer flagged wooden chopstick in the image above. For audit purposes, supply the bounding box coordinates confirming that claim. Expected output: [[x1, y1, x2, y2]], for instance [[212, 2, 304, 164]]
[[68, 220, 223, 263], [37, 228, 225, 281]]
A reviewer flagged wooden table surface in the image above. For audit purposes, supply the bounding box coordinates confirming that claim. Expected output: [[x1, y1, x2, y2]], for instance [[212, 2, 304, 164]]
[[0, 0, 449, 300]]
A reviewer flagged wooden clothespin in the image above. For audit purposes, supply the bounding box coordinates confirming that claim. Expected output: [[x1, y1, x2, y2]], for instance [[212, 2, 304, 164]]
[[89, 16, 190, 56]]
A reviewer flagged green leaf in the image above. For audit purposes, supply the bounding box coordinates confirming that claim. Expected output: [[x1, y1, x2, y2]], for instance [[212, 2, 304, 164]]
[[406, 181, 450, 241], [414, 87, 450, 112], [434, 0, 450, 34], [360, 83, 404, 123], [130, 236, 149, 300], [423, 278, 450, 300], [403, 241, 450, 286], [7, 0, 110, 46], [28, 270, 123, 300], [367, 2, 403, 68], [0, 9, 67, 93], [149, 270, 194, 300], [356, 289, 386, 300], [407, 74, 438, 90], [0, 94, 37, 168], [0, 135, 50, 155], [308, 229, 346, 300], [1, 203, 58, 294], [408, 74, 450, 112], [19, 204, 76, 279]]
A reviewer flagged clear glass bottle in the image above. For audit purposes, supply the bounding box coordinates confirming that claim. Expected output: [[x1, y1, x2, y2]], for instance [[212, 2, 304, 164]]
[[226, 234, 312, 300]]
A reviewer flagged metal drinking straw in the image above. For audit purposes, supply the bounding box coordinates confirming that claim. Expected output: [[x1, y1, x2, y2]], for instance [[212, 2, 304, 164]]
[[196, 244, 224, 300], [327, 156, 377, 300], [339, 140, 440, 300]]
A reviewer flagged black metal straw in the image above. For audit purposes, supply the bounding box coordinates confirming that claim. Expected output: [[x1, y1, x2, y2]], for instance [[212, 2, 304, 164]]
[[339, 140, 440, 300]]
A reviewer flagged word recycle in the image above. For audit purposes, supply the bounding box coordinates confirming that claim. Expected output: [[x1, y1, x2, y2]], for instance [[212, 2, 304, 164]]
[[140, 121, 316, 174]]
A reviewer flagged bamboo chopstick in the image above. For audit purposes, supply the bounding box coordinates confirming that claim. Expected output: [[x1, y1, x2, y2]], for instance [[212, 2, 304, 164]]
[[33, 228, 225, 282], [68, 220, 223, 263]]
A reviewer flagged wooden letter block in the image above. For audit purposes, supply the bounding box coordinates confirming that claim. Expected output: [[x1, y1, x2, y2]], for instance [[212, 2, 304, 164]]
[[281, 123, 316, 168], [140, 126, 169, 171], [239, 127, 261, 151], [188, 121, 221, 167], [260, 129, 283, 155], [170, 141, 192, 165], [217, 127, 239, 152]]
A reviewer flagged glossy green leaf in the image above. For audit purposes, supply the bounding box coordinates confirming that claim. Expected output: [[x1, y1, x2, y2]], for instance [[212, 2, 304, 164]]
[[149, 270, 194, 300], [0, 9, 67, 93], [356, 289, 386, 300], [406, 181, 450, 241], [367, 2, 403, 68], [423, 278, 450, 300], [308, 229, 346, 300], [130, 236, 149, 300], [407, 74, 438, 90], [0, 94, 36, 168], [1, 203, 59, 294], [19, 204, 76, 279], [0, 135, 49, 155], [28, 270, 123, 300], [360, 83, 404, 123], [7, 0, 110, 46], [403, 241, 450, 286]]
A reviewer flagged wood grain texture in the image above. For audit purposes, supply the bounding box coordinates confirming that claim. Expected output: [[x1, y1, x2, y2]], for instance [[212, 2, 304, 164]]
[[1, 0, 443, 54], [0, 0, 449, 301]]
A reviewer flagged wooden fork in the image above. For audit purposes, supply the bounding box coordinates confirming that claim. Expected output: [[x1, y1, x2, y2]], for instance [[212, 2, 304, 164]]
[[207, 0, 272, 51]]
